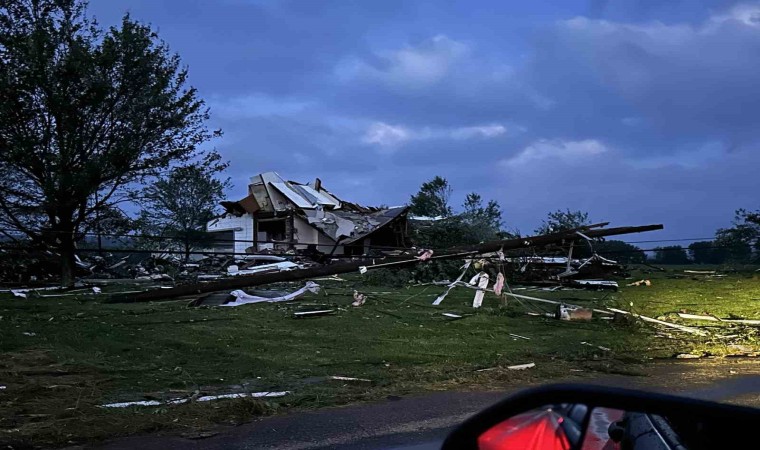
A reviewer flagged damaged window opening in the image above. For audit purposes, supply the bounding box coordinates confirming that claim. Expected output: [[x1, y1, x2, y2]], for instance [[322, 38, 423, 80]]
[[257, 218, 287, 244]]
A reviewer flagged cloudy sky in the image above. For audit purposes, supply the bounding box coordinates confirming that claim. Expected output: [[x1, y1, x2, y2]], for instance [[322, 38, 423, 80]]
[[91, 0, 760, 241]]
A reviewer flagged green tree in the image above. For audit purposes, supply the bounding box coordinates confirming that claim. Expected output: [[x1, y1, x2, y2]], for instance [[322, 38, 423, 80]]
[[715, 208, 759, 263], [461, 192, 502, 243], [535, 209, 590, 235], [137, 163, 229, 262], [0, 0, 220, 286], [595, 240, 646, 264], [409, 176, 453, 218], [652, 246, 691, 265], [688, 241, 722, 264]]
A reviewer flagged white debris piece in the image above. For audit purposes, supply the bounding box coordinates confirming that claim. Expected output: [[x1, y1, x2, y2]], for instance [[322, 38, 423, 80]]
[[329, 376, 371, 382], [433, 260, 472, 306], [10, 290, 27, 298], [92, 287, 102, 294], [442, 313, 463, 319], [227, 261, 300, 276], [607, 307, 707, 336], [509, 333, 531, 341], [0, 385, 6, 390], [472, 272, 490, 308], [102, 400, 162, 408], [22, 332, 36, 337], [507, 363, 535, 370], [223, 282, 320, 307], [102, 391, 290, 408], [293, 309, 334, 317]]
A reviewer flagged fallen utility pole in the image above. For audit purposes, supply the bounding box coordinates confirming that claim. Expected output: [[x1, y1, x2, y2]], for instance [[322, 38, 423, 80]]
[[119, 223, 663, 303]]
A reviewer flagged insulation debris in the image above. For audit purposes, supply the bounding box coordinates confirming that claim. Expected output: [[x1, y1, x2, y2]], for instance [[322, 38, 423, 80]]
[[222, 281, 320, 307], [493, 272, 505, 296], [352, 290, 367, 307], [627, 279, 652, 287]]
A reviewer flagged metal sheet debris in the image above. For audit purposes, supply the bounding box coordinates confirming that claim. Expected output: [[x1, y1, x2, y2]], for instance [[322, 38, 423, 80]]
[[222, 281, 320, 307]]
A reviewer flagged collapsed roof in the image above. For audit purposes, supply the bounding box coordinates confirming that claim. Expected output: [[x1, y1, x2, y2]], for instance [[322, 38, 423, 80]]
[[218, 171, 409, 244]]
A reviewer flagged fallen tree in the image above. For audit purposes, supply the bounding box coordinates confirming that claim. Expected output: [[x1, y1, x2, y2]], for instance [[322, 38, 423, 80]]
[[116, 223, 663, 302]]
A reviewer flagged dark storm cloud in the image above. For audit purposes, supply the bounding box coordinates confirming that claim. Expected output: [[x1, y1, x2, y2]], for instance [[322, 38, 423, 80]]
[[89, 0, 760, 238]]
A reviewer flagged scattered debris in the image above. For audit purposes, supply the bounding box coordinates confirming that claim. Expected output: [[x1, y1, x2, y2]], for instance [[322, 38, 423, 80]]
[[626, 279, 652, 287], [569, 279, 618, 291], [10, 290, 26, 298], [684, 270, 716, 275], [131, 223, 664, 302], [352, 290, 367, 307], [507, 362, 535, 370], [101, 391, 290, 408], [558, 304, 593, 321], [442, 313, 463, 319], [227, 261, 301, 276], [416, 249, 434, 261], [509, 333, 531, 340], [329, 376, 371, 382], [503, 291, 614, 316], [433, 260, 472, 306], [581, 341, 611, 352], [677, 313, 718, 321], [675, 353, 701, 359], [607, 307, 708, 336], [293, 309, 334, 318], [222, 282, 320, 307], [22, 332, 36, 337]]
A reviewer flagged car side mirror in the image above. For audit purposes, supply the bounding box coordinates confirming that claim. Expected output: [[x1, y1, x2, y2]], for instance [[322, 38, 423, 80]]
[[442, 383, 759, 450]]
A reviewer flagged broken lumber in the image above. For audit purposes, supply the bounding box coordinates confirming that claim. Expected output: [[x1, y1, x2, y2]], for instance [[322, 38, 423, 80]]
[[607, 307, 708, 336], [121, 223, 663, 302]]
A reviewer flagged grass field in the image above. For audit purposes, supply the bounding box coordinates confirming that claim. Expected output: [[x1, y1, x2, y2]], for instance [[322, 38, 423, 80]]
[[1, 266, 759, 447]]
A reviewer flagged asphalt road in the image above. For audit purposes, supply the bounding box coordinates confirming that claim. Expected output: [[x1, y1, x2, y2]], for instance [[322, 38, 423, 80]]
[[89, 360, 760, 450]]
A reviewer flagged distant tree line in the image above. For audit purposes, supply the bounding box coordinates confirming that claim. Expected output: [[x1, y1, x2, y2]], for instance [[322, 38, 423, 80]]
[[409, 177, 759, 266]]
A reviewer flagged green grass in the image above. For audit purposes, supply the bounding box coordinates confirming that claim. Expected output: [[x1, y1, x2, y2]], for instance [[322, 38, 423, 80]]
[[1, 266, 759, 447]]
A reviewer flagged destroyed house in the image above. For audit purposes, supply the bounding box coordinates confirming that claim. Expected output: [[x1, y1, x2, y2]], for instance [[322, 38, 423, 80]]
[[207, 172, 410, 256]]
